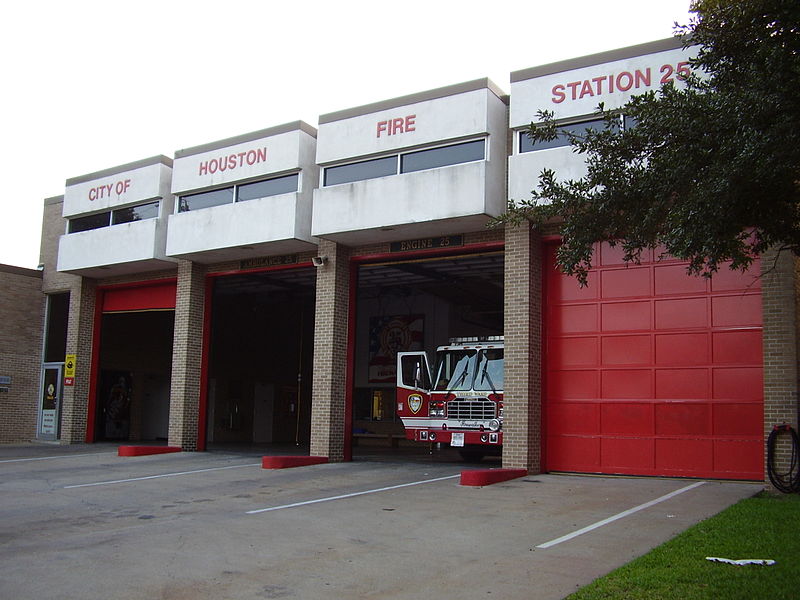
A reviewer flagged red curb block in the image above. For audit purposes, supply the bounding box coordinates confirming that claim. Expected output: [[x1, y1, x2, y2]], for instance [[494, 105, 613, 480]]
[[118, 446, 182, 457], [261, 456, 329, 469], [460, 468, 528, 486]]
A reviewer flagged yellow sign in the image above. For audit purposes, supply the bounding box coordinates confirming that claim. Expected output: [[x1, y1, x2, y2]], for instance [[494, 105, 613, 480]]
[[64, 354, 77, 378]]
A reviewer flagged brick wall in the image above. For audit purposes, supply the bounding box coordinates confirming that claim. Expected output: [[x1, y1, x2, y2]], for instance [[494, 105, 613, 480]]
[[0, 265, 44, 443], [168, 260, 206, 451], [60, 277, 96, 443], [761, 249, 800, 488], [310, 240, 351, 460], [40, 196, 80, 295], [502, 223, 542, 472]]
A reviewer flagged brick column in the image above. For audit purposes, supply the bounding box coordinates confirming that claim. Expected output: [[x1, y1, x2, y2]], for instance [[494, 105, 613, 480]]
[[502, 223, 543, 472], [168, 260, 206, 451], [60, 277, 96, 443], [760, 249, 800, 487], [310, 240, 351, 461]]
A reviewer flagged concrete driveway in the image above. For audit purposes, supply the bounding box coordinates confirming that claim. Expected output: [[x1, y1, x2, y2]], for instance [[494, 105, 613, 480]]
[[0, 444, 759, 599]]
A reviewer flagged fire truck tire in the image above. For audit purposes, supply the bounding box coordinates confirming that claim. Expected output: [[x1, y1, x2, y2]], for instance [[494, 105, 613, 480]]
[[459, 449, 486, 462]]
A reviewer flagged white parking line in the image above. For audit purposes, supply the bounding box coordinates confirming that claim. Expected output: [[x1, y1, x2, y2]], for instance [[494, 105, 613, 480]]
[[0, 452, 115, 464], [64, 463, 262, 488], [247, 474, 461, 514], [536, 481, 706, 549]]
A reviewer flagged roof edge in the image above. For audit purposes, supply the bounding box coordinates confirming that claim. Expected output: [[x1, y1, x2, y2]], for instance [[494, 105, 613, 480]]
[[511, 37, 686, 83], [174, 120, 318, 159], [319, 78, 508, 125], [66, 155, 173, 187]]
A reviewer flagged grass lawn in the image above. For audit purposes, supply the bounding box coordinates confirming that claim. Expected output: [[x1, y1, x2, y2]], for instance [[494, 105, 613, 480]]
[[568, 492, 800, 600]]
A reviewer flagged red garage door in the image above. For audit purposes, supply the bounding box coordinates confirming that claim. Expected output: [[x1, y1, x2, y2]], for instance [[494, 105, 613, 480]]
[[544, 243, 763, 480]]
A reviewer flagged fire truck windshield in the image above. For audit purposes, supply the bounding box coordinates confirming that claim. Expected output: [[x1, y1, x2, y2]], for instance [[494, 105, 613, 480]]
[[433, 349, 476, 391], [474, 349, 504, 392]]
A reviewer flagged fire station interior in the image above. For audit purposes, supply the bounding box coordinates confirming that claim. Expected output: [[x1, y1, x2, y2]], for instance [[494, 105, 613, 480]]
[[96, 310, 175, 441], [206, 268, 315, 451], [353, 250, 504, 457]]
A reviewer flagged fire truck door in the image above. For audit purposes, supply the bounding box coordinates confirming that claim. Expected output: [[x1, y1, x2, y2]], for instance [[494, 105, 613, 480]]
[[396, 352, 431, 418]]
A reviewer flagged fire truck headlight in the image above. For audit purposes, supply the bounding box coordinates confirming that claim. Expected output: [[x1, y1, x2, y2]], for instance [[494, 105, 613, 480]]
[[488, 419, 501, 432]]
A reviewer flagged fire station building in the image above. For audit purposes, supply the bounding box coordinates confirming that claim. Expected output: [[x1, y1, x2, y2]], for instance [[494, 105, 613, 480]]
[[23, 38, 798, 483]]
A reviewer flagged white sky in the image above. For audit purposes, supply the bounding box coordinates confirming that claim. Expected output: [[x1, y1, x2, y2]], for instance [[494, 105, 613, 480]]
[[0, 0, 692, 269]]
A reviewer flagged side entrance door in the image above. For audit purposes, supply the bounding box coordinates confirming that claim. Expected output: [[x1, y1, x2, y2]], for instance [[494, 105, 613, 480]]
[[38, 363, 63, 440]]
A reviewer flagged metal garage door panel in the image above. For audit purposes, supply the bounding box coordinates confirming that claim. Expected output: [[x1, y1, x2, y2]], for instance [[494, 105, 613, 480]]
[[544, 242, 763, 480]]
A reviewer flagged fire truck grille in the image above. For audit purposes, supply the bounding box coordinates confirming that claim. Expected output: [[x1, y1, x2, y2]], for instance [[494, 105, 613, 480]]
[[447, 399, 496, 421]]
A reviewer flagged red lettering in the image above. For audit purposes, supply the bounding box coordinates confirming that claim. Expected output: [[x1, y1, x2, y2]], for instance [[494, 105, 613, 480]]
[[88, 188, 97, 201], [256, 147, 267, 163], [566, 81, 581, 100], [634, 68, 651, 88], [104, 184, 113, 197], [198, 161, 208, 176], [591, 77, 605, 95], [609, 74, 614, 93], [578, 80, 594, 99], [676, 61, 690, 80], [115, 179, 131, 195], [551, 84, 566, 103], [378, 116, 416, 137], [660, 63, 674, 84], [616, 71, 634, 92]]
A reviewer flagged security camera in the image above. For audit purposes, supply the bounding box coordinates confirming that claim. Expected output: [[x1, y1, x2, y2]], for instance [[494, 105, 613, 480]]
[[312, 256, 327, 267]]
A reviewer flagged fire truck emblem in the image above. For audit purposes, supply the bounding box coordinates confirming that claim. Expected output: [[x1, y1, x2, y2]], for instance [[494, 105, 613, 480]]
[[408, 394, 423, 414]]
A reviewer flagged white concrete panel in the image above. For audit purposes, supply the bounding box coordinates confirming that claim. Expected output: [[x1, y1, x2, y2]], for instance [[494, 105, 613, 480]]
[[64, 162, 169, 217], [317, 90, 492, 164], [165, 193, 312, 258], [172, 131, 306, 195], [57, 218, 171, 272], [511, 47, 695, 126], [485, 91, 509, 216], [508, 147, 589, 206], [312, 161, 492, 238]]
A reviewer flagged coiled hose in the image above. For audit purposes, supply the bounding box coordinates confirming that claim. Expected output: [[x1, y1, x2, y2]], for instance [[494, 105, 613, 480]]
[[766, 424, 800, 493]]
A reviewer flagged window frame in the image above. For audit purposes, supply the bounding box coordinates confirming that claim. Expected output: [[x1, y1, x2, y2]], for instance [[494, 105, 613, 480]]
[[177, 172, 300, 213], [67, 200, 162, 233], [518, 116, 625, 154], [322, 137, 487, 187]]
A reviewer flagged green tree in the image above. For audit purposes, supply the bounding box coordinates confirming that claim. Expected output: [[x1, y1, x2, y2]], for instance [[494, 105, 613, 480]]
[[498, 0, 800, 285]]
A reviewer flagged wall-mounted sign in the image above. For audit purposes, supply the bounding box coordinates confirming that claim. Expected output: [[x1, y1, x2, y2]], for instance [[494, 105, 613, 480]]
[[390, 235, 463, 253], [64, 355, 76, 378], [241, 254, 299, 270], [0, 387, 8, 394], [0, 375, 10, 385]]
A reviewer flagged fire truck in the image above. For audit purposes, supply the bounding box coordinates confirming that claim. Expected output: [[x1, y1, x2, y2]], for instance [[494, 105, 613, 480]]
[[396, 336, 504, 461]]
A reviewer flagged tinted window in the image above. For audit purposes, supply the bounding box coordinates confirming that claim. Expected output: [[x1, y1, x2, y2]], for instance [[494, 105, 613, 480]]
[[624, 115, 639, 130], [400, 354, 431, 390], [237, 174, 299, 201], [178, 187, 234, 212], [401, 139, 485, 173], [69, 212, 110, 233], [112, 201, 160, 224], [324, 156, 397, 186], [519, 118, 612, 153]]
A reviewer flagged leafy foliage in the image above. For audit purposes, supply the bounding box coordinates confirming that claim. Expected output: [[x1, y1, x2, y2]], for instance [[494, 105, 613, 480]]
[[497, 0, 800, 285]]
